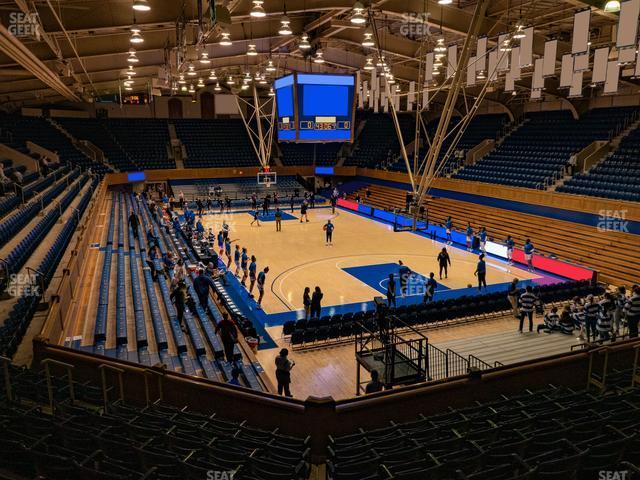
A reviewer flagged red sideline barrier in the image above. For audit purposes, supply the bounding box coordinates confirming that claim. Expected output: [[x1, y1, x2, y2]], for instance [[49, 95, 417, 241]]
[[512, 249, 594, 281], [337, 198, 359, 211]]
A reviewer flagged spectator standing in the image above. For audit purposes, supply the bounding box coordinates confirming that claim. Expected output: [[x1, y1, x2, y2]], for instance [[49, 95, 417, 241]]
[[518, 285, 537, 333], [507, 278, 520, 318], [625, 285, 640, 338], [474, 254, 487, 291], [256, 267, 269, 308], [129, 210, 140, 240], [193, 269, 216, 311], [437, 247, 451, 280], [217, 312, 238, 363], [310, 286, 323, 319], [583, 295, 600, 342], [275, 348, 295, 397], [386, 274, 396, 308], [303, 287, 311, 320]]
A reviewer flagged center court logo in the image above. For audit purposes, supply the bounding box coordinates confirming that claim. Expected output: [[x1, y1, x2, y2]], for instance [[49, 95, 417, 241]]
[[398, 12, 432, 38], [597, 209, 629, 233]]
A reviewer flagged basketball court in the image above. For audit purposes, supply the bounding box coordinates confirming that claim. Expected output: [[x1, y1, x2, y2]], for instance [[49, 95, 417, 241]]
[[198, 203, 560, 324]]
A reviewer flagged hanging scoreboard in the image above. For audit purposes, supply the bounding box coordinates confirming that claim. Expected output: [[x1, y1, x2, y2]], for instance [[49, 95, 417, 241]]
[[275, 73, 356, 142]]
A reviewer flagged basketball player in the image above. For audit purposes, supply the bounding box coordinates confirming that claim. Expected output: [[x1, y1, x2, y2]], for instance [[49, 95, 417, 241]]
[[437, 247, 451, 280], [233, 245, 241, 276], [300, 201, 309, 223], [445, 217, 453, 245], [240, 248, 249, 286], [248, 255, 257, 295], [474, 253, 487, 291], [256, 266, 269, 308], [423, 272, 437, 303], [465, 223, 473, 251], [398, 261, 411, 297], [523, 239, 535, 272], [217, 230, 224, 256], [224, 237, 232, 268], [251, 208, 261, 227], [505, 235, 515, 265], [275, 208, 282, 232], [479, 227, 487, 253], [324, 219, 334, 246]]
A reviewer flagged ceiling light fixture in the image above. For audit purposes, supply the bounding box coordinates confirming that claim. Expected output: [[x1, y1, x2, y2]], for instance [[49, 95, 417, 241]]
[[364, 57, 374, 70], [127, 65, 137, 75], [214, 82, 222, 91], [250, 0, 266, 17], [199, 51, 211, 64], [604, 1, 621, 12], [127, 48, 139, 63], [188, 84, 195, 93], [132, 0, 150, 12], [197, 78, 205, 88], [434, 38, 447, 53], [279, 15, 292, 35], [226, 75, 235, 85], [266, 59, 276, 72], [178, 74, 186, 84], [362, 29, 375, 47], [513, 24, 526, 39], [220, 31, 232, 46], [209, 70, 217, 80], [187, 63, 196, 76], [247, 43, 258, 56], [130, 27, 144, 44], [437, 0, 452, 4], [314, 49, 325, 63], [299, 33, 311, 50], [351, 1, 366, 25], [268, 87, 275, 96]]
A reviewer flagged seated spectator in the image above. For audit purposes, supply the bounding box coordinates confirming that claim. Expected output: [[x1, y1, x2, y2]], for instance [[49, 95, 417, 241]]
[[228, 367, 242, 386], [537, 306, 560, 333], [365, 370, 384, 394], [558, 305, 575, 335]]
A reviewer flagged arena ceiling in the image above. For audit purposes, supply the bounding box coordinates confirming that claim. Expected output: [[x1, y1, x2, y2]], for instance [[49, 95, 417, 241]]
[[0, 0, 634, 108]]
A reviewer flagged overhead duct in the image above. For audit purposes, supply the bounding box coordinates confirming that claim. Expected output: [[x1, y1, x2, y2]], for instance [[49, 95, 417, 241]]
[[0, 24, 81, 102]]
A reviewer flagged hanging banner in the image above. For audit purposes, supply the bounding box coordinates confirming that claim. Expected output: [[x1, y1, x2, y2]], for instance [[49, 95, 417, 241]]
[[407, 81, 415, 111], [604, 60, 620, 94], [542, 40, 557, 77], [519, 27, 534, 67], [488, 50, 498, 81], [497, 34, 510, 72], [569, 70, 583, 98], [571, 9, 591, 55], [425, 52, 434, 83], [532, 58, 544, 90], [476, 36, 488, 72], [447, 44, 457, 78], [467, 55, 477, 86], [510, 46, 521, 80], [592, 47, 609, 84]]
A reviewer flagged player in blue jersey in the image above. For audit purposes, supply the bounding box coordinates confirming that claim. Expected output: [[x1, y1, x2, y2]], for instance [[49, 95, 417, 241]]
[[324, 219, 334, 246], [248, 255, 257, 295], [233, 245, 241, 276], [445, 217, 453, 245], [479, 227, 487, 253], [523, 239, 535, 272], [240, 248, 249, 286], [251, 207, 261, 227], [505, 235, 515, 265], [224, 237, 232, 268], [465, 223, 474, 251], [217, 230, 224, 256], [474, 253, 487, 291]]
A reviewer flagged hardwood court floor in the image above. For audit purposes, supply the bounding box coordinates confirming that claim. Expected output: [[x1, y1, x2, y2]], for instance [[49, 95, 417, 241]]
[[255, 314, 582, 400], [201, 207, 538, 315]]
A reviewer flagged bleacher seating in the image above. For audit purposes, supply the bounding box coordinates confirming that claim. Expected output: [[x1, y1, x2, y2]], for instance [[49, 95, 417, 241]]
[[348, 183, 639, 285], [170, 176, 306, 203], [173, 119, 257, 168], [0, 175, 98, 359], [345, 112, 415, 168], [0, 114, 110, 174], [0, 363, 310, 480], [454, 108, 637, 189], [56, 117, 138, 171], [280, 142, 341, 166], [104, 119, 174, 170], [326, 379, 640, 480], [559, 126, 640, 202], [388, 114, 509, 174]]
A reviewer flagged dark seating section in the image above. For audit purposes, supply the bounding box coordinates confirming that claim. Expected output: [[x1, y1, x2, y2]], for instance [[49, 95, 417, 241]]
[[388, 114, 510, 174], [173, 119, 258, 168], [104, 119, 174, 170], [285, 280, 602, 349], [455, 107, 638, 189], [56, 117, 138, 171], [0, 363, 310, 480], [559, 126, 640, 202], [345, 112, 415, 168], [0, 114, 110, 174], [280, 142, 342, 166], [326, 378, 640, 480], [0, 175, 99, 359]]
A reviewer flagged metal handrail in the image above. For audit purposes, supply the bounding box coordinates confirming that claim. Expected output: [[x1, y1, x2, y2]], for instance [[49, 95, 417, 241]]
[[41, 358, 75, 411], [0, 356, 13, 402], [98, 363, 125, 412], [143, 368, 164, 406]]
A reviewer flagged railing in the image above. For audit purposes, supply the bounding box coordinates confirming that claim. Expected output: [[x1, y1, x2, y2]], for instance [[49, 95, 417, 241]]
[[468, 354, 493, 371], [426, 343, 448, 381], [98, 364, 125, 412], [41, 358, 75, 411], [446, 349, 470, 378]]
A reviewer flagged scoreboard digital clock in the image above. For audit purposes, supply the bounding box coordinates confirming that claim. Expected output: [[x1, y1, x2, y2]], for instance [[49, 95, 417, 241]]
[[275, 73, 355, 143]]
